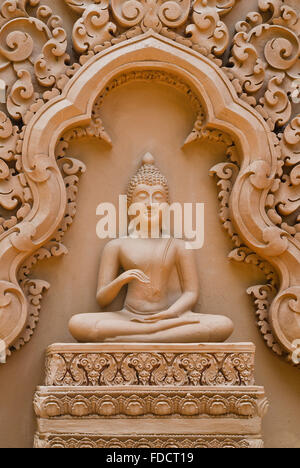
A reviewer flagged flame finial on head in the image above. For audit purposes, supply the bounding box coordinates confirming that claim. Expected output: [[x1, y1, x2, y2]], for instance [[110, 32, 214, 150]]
[[142, 152, 155, 165], [127, 153, 169, 205]]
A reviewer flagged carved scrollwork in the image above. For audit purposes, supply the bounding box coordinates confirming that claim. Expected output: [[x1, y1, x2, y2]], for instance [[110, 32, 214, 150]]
[[12, 154, 86, 350], [110, 0, 190, 32], [45, 349, 255, 387], [11, 279, 50, 351], [269, 286, 300, 359], [72, 3, 117, 54], [0, 2, 72, 123], [210, 159, 240, 247], [256, 74, 292, 130], [35, 27, 70, 87], [64, 0, 239, 59], [121, 352, 166, 385], [34, 388, 265, 418], [63, 0, 106, 14], [0, 0, 298, 370], [0, 280, 28, 354], [0, 1, 84, 355], [266, 116, 300, 241], [186, 0, 230, 56], [0, 113, 32, 237], [210, 152, 295, 359], [34, 434, 254, 448], [227, 0, 300, 129], [248, 284, 283, 356], [35, 343, 267, 448]]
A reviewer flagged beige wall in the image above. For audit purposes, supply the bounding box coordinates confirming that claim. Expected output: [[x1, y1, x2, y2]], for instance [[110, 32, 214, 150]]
[[0, 56, 299, 449]]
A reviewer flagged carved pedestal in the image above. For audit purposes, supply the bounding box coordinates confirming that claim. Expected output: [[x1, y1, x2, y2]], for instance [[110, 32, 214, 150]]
[[34, 343, 268, 448]]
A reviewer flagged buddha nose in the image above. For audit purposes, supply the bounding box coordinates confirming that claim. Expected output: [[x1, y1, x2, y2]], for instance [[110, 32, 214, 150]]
[[146, 195, 153, 207], [146, 202, 152, 214]]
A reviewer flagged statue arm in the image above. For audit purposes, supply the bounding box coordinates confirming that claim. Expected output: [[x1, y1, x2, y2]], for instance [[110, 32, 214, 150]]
[[97, 240, 151, 308], [96, 241, 123, 308], [166, 242, 199, 317]]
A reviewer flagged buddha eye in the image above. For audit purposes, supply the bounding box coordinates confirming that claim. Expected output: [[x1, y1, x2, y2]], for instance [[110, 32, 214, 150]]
[[153, 192, 165, 201], [135, 191, 148, 200]]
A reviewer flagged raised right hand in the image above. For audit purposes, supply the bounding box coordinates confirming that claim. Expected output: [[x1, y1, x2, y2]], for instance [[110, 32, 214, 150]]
[[118, 269, 150, 285]]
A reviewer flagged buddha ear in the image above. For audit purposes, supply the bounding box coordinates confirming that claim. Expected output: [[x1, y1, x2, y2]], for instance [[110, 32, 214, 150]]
[[142, 152, 155, 166]]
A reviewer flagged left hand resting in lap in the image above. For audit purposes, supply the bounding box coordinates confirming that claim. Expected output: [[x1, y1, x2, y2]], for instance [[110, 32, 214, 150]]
[[131, 311, 198, 324]]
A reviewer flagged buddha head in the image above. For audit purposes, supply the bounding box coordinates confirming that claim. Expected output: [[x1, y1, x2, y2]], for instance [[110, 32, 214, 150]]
[[127, 153, 170, 236]]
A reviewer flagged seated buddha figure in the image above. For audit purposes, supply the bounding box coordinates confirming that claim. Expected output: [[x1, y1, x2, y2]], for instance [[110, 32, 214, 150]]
[[69, 154, 234, 343]]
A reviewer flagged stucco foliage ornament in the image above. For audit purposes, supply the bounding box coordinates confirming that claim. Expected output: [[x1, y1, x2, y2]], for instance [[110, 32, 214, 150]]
[[0, 1, 71, 121], [45, 349, 254, 387], [34, 390, 266, 419], [227, 0, 300, 127], [35, 435, 257, 449], [110, 0, 191, 32], [66, 0, 238, 57], [186, 0, 230, 56], [0, 0, 298, 369], [269, 117, 300, 239], [72, 2, 117, 54], [33, 343, 267, 448]]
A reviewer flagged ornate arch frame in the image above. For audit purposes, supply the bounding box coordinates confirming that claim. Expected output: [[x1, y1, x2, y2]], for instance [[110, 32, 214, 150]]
[[1, 30, 300, 364]]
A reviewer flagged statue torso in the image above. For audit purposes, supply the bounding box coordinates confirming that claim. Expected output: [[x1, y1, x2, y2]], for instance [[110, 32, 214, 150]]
[[119, 237, 178, 314]]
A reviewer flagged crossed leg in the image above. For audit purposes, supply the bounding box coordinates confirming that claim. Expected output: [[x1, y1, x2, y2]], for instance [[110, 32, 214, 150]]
[[110, 315, 233, 343], [69, 311, 233, 343], [69, 311, 199, 343]]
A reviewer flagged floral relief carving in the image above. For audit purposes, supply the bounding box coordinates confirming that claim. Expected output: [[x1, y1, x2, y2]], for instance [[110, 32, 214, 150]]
[[34, 389, 266, 419], [12, 156, 86, 351], [35, 343, 266, 448], [0, 1, 83, 353], [227, 0, 300, 127], [0, 1, 71, 122], [270, 117, 300, 239], [34, 434, 255, 449], [0, 0, 298, 369], [210, 157, 287, 357], [0, 113, 32, 234], [11, 279, 50, 350], [110, 0, 190, 32], [45, 349, 255, 387], [72, 2, 117, 54], [65, 0, 239, 58], [64, 0, 111, 14], [186, 0, 230, 56]]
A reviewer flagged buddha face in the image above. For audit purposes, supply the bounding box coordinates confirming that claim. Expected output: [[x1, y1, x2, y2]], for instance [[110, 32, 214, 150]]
[[131, 183, 168, 206], [128, 183, 169, 236]]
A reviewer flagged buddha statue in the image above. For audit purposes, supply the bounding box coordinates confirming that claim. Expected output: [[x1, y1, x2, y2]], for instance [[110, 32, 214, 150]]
[[69, 154, 234, 343]]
